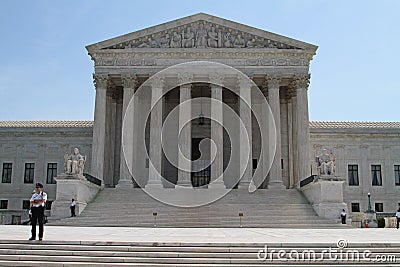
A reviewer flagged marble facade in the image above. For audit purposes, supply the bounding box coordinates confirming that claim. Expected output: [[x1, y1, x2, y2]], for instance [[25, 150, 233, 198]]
[[87, 13, 316, 190], [0, 14, 399, 224]]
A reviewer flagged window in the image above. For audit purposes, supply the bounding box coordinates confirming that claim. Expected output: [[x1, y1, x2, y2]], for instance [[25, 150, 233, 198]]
[[348, 165, 359, 186], [351, 203, 360, 212], [375, 203, 383, 212], [45, 201, 52, 210], [24, 163, 35, 183], [1, 163, 12, 183], [22, 200, 30, 210], [46, 163, 57, 184], [371, 165, 382, 186], [0, 200, 8, 209], [395, 165, 400, 186]]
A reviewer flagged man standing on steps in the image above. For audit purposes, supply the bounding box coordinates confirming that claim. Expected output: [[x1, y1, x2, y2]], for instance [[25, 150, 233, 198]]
[[29, 183, 47, 241], [340, 209, 347, 224], [70, 199, 76, 217]]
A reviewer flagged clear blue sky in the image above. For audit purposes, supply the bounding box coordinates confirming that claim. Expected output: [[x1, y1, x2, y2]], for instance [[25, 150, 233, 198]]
[[0, 0, 399, 121]]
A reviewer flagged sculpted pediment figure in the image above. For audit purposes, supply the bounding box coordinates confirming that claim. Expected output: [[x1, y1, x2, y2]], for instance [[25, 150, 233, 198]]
[[86, 13, 317, 53]]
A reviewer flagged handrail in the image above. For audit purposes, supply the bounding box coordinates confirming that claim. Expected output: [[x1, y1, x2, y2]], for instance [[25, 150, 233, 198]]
[[299, 175, 317, 187], [83, 173, 102, 187]]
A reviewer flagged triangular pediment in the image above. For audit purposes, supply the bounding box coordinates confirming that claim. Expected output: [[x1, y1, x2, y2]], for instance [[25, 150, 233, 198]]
[[87, 13, 317, 53]]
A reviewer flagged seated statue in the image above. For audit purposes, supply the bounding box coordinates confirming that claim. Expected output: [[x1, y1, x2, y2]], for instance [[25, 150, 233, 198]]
[[316, 148, 335, 175], [64, 148, 86, 176]]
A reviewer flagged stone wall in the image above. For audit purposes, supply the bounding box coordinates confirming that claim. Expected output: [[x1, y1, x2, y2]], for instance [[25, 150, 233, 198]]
[[0, 124, 92, 222], [310, 126, 400, 215]]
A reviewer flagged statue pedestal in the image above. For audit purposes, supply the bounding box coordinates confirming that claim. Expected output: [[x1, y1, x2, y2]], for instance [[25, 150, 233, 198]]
[[364, 211, 378, 228], [300, 176, 347, 221], [51, 174, 101, 219]]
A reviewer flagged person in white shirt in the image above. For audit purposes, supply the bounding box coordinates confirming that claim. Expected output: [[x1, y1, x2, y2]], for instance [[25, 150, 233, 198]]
[[70, 199, 76, 217], [340, 209, 347, 224], [29, 183, 47, 241], [396, 208, 400, 229]]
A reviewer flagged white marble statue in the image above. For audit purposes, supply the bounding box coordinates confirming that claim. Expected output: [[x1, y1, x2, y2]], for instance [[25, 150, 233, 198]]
[[316, 148, 335, 175], [64, 148, 86, 176]]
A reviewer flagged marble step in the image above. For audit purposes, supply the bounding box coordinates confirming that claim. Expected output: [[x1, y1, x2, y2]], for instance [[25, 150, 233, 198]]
[[0, 241, 396, 266], [49, 188, 343, 228]]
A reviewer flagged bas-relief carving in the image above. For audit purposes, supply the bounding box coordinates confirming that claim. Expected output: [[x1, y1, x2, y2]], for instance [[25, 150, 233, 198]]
[[102, 21, 300, 50]]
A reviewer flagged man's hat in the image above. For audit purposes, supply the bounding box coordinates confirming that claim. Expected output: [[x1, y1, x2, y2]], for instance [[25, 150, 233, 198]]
[[35, 183, 43, 188]]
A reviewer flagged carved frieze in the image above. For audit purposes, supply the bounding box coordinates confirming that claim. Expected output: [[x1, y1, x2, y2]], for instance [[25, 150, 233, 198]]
[[102, 21, 301, 50], [93, 55, 311, 67]]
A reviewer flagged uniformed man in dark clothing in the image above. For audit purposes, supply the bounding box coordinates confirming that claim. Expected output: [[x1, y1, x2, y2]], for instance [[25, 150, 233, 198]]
[[29, 183, 47, 241]]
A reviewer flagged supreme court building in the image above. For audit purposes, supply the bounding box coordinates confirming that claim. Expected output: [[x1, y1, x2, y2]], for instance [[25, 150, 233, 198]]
[[0, 13, 399, 225]]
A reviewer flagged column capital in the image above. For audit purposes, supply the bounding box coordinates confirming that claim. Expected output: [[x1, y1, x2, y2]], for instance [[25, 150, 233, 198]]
[[178, 72, 194, 85], [180, 83, 192, 90], [265, 75, 281, 89], [150, 76, 165, 89], [93, 73, 108, 89], [287, 82, 297, 98], [209, 73, 225, 86], [293, 74, 310, 89], [121, 74, 138, 89], [260, 81, 269, 98], [237, 75, 252, 89]]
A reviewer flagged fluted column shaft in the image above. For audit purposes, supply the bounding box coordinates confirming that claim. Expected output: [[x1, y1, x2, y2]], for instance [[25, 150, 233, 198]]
[[209, 83, 225, 188], [91, 74, 108, 184], [146, 77, 164, 188], [176, 83, 192, 187], [117, 74, 137, 188], [238, 78, 253, 189], [267, 75, 285, 189], [295, 74, 311, 181]]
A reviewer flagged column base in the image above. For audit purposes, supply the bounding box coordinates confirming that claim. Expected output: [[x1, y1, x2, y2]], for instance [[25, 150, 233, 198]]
[[145, 182, 164, 189], [116, 179, 133, 188], [175, 181, 193, 188], [268, 181, 286, 189], [238, 181, 250, 190], [238, 181, 257, 192], [208, 178, 226, 189]]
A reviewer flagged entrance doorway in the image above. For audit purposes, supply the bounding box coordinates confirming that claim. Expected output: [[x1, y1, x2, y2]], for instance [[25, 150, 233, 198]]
[[191, 138, 210, 187]]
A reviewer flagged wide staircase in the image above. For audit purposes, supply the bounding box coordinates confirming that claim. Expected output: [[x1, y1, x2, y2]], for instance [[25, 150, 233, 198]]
[[49, 188, 348, 228], [0, 240, 397, 266]]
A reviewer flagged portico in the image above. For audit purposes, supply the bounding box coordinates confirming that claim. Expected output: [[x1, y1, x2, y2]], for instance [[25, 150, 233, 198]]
[[87, 13, 317, 190]]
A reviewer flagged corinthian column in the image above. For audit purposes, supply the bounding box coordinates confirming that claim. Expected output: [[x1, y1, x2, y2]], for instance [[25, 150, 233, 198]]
[[117, 74, 138, 188], [146, 76, 165, 188], [238, 76, 253, 189], [260, 83, 270, 189], [208, 74, 226, 189], [266, 75, 285, 189], [295, 74, 311, 181], [176, 73, 193, 187], [91, 74, 108, 184]]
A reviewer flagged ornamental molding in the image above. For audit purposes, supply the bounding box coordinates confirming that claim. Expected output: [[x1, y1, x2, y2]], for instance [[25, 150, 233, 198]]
[[91, 51, 314, 67]]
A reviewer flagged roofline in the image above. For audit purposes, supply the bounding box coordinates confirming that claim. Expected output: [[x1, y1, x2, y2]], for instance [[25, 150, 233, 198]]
[[86, 12, 318, 55], [1, 120, 400, 130]]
